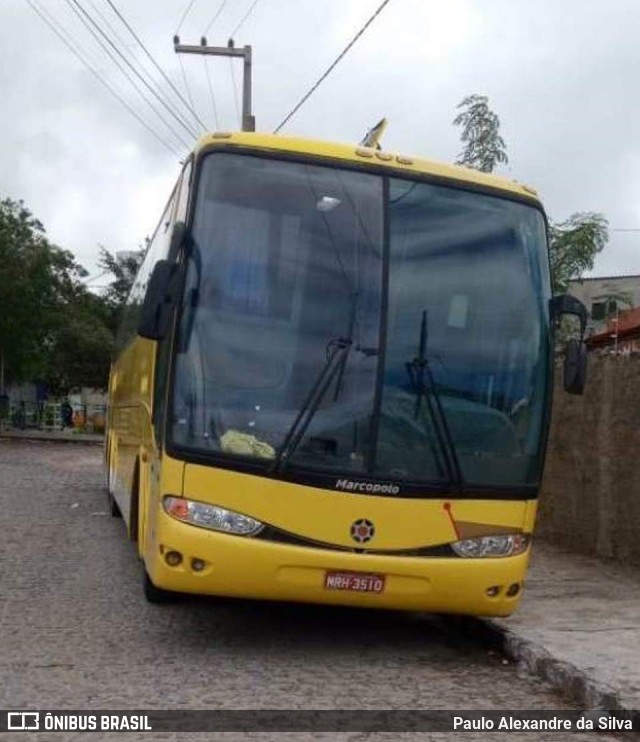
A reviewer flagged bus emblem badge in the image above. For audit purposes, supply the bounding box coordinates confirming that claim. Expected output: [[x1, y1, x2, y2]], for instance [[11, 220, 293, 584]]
[[351, 519, 375, 544]]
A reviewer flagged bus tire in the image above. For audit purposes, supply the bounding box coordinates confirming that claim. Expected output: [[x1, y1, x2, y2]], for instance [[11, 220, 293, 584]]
[[143, 570, 177, 604]]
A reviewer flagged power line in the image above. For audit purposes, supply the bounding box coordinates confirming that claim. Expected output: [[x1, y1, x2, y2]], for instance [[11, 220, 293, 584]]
[[104, 0, 208, 132], [274, 0, 392, 134], [89, 0, 184, 120], [175, 0, 198, 34], [177, 54, 201, 131], [64, 0, 192, 149], [90, 0, 190, 139], [83, 269, 109, 284], [204, 0, 229, 35], [229, 0, 262, 39], [203, 57, 221, 130], [610, 228, 640, 233], [26, 0, 181, 156], [87, 0, 130, 50], [67, 0, 199, 140]]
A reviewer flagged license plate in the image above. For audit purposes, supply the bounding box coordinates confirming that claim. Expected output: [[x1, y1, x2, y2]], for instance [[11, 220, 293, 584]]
[[324, 571, 386, 593]]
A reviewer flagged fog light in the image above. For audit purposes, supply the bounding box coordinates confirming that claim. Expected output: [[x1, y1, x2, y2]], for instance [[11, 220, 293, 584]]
[[506, 583, 521, 597], [486, 586, 501, 597], [165, 550, 183, 566], [191, 558, 205, 572]]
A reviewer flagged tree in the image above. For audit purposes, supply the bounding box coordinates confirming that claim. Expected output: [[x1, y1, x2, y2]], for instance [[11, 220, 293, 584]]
[[452, 96, 609, 294], [41, 242, 147, 393], [453, 94, 508, 173], [98, 245, 145, 335], [0, 198, 61, 390], [43, 291, 114, 395], [0, 197, 117, 395], [548, 213, 609, 294]]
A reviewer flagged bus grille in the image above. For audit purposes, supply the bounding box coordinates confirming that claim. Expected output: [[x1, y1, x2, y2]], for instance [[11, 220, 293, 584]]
[[255, 525, 455, 557]]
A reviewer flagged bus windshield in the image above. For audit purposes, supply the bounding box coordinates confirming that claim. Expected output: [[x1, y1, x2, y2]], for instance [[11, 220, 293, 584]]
[[171, 152, 551, 490]]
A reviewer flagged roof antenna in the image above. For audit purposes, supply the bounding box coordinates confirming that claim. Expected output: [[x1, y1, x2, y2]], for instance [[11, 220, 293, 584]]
[[360, 117, 388, 150]]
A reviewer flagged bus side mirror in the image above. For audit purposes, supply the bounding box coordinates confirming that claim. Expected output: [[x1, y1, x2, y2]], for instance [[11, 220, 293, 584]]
[[550, 294, 588, 337], [563, 339, 587, 395], [137, 222, 189, 341], [550, 294, 589, 395], [168, 221, 187, 263], [137, 260, 177, 341]]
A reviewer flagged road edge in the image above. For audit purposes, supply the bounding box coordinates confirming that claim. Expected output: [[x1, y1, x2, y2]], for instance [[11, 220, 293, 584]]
[[475, 617, 635, 714], [0, 432, 103, 446]]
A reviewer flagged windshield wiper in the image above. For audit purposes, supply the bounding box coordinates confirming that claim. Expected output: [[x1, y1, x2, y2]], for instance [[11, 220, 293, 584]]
[[272, 296, 358, 473], [405, 309, 464, 491]]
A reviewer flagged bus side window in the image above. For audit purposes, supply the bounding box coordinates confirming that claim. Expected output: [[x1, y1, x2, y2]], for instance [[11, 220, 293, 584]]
[[175, 158, 193, 224], [115, 186, 179, 354], [153, 159, 192, 442]]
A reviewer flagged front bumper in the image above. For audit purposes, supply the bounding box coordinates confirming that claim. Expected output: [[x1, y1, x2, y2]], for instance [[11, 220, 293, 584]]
[[147, 510, 530, 616]]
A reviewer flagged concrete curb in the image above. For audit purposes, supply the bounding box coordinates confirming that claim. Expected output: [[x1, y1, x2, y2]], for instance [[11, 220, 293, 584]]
[[482, 620, 623, 710], [0, 432, 103, 446], [475, 618, 640, 730]]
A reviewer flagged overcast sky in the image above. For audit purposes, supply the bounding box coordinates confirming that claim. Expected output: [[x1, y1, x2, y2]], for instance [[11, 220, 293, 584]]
[[1, 0, 639, 282]]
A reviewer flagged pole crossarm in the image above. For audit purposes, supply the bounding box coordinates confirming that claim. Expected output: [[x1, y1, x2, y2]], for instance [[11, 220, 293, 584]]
[[174, 44, 247, 58], [174, 40, 255, 132]]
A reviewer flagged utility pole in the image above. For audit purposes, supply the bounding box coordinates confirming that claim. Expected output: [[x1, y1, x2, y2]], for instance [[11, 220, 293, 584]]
[[173, 36, 255, 132]]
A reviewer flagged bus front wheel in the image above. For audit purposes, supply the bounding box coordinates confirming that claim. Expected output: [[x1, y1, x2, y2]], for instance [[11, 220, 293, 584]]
[[143, 570, 177, 604]]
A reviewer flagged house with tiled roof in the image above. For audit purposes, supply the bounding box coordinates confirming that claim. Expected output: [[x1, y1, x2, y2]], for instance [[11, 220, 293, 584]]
[[585, 306, 640, 351], [568, 274, 640, 336]]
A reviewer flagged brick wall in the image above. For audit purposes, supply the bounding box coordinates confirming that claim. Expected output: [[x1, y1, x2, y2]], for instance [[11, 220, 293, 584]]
[[537, 354, 640, 565]]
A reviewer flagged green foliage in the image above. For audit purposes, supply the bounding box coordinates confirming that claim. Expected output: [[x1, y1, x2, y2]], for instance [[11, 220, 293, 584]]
[[549, 212, 609, 294], [98, 245, 145, 335], [453, 94, 509, 173], [0, 197, 116, 393], [451, 98, 609, 297], [0, 198, 60, 385], [44, 293, 114, 396]]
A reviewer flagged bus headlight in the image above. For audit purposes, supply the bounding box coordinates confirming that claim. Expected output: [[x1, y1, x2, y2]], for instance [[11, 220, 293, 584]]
[[451, 533, 530, 558], [163, 496, 264, 536]]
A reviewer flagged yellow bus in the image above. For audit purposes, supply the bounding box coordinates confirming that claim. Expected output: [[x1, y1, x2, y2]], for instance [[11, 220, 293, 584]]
[[106, 131, 587, 614]]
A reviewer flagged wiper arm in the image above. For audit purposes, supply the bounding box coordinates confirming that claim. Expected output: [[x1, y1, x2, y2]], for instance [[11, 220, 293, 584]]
[[405, 309, 464, 491], [272, 296, 358, 473], [271, 336, 352, 473], [332, 291, 359, 402]]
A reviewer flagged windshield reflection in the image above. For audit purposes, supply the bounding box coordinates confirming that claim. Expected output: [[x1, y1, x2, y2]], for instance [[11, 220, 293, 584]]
[[378, 179, 551, 486], [172, 154, 383, 475], [170, 153, 551, 490]]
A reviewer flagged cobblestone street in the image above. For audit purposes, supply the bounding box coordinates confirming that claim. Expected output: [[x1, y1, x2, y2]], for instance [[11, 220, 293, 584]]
[[0, 441, 619, 741]]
